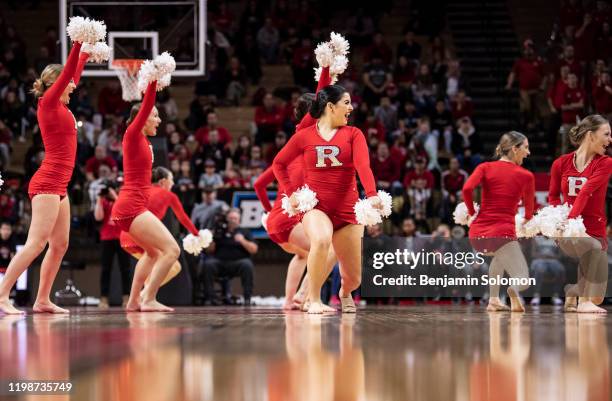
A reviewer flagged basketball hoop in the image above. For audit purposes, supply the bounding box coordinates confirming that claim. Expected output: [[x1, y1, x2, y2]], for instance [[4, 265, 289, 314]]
[[111, 59, 144, 102]]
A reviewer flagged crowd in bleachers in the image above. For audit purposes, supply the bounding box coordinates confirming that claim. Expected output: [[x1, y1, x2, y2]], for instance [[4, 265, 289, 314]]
[[0, 0, 610, 250]]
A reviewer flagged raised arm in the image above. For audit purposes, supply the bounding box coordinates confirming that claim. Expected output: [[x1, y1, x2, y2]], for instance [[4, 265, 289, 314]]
[[272, 133, 304, 194], [296, 66, 331, 132], [73, 51, 90, 86], [44, 41, 82, 103], [253, 167, 276, 212], [125, 81, 157, 139], [351, 128, 377, 197], [547, 158, 563, 206], [522, 172, 536, 219], [462, 164, 485, 216], [168, 192, 199, 235], [568, 158, 612, 219]]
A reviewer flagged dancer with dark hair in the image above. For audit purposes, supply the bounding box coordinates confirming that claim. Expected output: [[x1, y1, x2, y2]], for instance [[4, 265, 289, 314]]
[[120, 166, 199, 288], [254, 67, 334, 310], [273, 84, 381, 314]]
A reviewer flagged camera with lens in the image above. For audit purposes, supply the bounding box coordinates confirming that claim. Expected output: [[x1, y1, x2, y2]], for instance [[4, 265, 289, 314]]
[[212, 211, 228, 238], [98, 179, 119, 199]]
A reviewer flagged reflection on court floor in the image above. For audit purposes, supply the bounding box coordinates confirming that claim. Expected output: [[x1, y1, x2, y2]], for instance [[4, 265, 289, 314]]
[[0, 306, 609, 401]]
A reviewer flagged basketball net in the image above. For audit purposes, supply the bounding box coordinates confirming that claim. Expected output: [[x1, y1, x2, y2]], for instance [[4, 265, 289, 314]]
[[111, 59, 144, 102]]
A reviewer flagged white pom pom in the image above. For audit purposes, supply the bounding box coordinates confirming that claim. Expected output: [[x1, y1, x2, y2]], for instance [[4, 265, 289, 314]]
[[156, 73, 172, 91], [377, 190, 392, 217], [313, 67, 322, 82], [563, 217, 588, 238], [354, 198, 382, 226], [261, 212, 269, 230], [453, 202, 479, 226], [329, 32, 350, 56], [315, 42, 334, 67], [182, 229, 213, 256], [137, 60, 156, 93], [294, 185, 318, 213], [153, 51, 176, 75], [534, 204, 570, 238], [137, 53, 175, 93], [67, 16, 106, 44], [182, 234, 199, 255], [0, 172, 4, 189], [281, 186, 319, 217], [330, 54, 348, 76], [197, 229, 213, 249], [81, 42, 111, 63], [516, 214, 539, 238], [281, 194, 295, 217]]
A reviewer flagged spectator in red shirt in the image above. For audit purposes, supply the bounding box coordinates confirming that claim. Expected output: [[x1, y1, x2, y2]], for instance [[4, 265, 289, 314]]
[[394, 55, 416, 90], [97, 81, 129, 117], [371, 142, 401, 192], [557, 45, 582, 80], [574, 13, 597, 61], [560, 72, 585, 152], [254, 93, 284, 145], [547, 65, 570, 149], [596, 22, 612, 61], [194, 112, 232, 148], [365, 32, 393, 66], [450, 89, 474, 120], [85, 145, 118, 182], [505, 42, 545, 130], [403, 156, 435, 220], [440, 157, 468, 223], [291, 37, 314, 88], [264, 131, 287, 165], [593, 70, 612, 118], [94, 186, 131, 309]]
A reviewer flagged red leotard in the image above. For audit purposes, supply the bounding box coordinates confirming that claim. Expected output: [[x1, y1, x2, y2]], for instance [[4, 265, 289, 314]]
[[120, 185, 199, 252], [28, 42, 88, 198], [548, 152, 612, 242], [462, 161, 535, 245], [253, 67, 331, 244], [111, 82, 157, 231], [273, 124, 377, 230]]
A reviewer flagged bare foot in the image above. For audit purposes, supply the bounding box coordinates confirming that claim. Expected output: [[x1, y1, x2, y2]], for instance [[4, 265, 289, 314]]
[[590, 296, 605, 305], [140, 300, 174, 312], [339, 295, 357, 313], [507, 288, 525, 312], [486, 297, 510, 312], [307, 301, 336, 314], [125, 301, 141, 312], [282, 301, 299, 311], [300, 300, 310, 312], [577, 301, 607, 314], [98, 297, 109, 310], [0, 299, 25, 315], [33, 302, 69, 314], [564, 296, 578, 312]]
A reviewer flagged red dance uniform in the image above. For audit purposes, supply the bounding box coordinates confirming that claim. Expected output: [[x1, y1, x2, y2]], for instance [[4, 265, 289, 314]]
[[120, 185, 199, 252], [273, 125, 377, 230], [253, 67, 331, 244], [548, 152, 612, 241], [28, 42, 88, 198], [462, 161, 535, 240], [110, 82, 157, 231]]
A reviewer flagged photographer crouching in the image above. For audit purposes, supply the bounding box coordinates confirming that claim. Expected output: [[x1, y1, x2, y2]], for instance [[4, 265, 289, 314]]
[[93, 179, 131, 308], [202, 208, 258, 306]]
